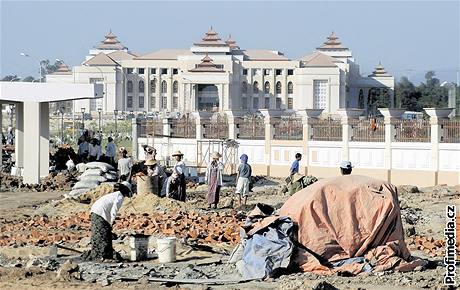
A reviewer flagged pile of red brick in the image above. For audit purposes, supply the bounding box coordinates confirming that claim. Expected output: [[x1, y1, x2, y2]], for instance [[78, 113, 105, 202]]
[[0, 210, 242, 247], [406, 235, 446, 258]]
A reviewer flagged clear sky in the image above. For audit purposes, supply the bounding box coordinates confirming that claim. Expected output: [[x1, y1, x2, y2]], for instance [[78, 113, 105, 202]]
[[1, 0, 459, 84]]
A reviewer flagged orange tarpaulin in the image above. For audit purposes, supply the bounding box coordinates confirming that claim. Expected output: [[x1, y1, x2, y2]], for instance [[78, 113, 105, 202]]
[[279, 175, 425, 275]]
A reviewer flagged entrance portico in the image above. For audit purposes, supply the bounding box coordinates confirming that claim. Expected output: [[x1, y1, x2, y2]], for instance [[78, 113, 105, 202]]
[[0, 82, 103, 183]]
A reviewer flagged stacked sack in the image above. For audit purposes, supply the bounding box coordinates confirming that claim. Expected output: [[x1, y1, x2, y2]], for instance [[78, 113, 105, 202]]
[[65, 162, 118, 199]]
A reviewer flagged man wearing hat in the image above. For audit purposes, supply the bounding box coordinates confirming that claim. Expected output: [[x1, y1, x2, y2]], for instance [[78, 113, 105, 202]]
[[83, 181, 132, 261], [205, 152, 224, 209], [143, 145, 156, 161], [145, 158, 165, 195], [169, 150, 187, 201], [340, 161, 353, 175]]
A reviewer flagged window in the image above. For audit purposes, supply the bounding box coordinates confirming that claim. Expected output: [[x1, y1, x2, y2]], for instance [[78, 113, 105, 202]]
[[253, 68, 261, 76], [161, 80, 167, 93], [276, 81, 282, 94], [127, 96, 133, 108], [151, 79, 157, 93], [127, 80, 133, 93], [151, 96, 156, 108], [127, 68, 133, 74], [138, 80, 144, 93], [89, 78, 104, 84], [276, 98, 282, 109], [173, 96, 178, 109], [139, 96, 144, 108], [138, 68, 145, 75], [264, 98, 270, 109], [241, 97, 247, 110], [242, 69, 248, 75], [288, 81, 293, 94], [264, 81, 270, 94], [287, 69, 294, 75], [161, 68, 168, 75], [253, 97, 259, 109], [162, 96, 167, 109], [313, 80, 328, 109], [172, 81, 178, 94], [253, 81, 259, 94], [288, 97, 293, 109], [242, 82, 247, 94], [150, 68, 156, 74], [275, 69, 282, 76], [172, 68, 178, 75], [264, 69, 270, 76]]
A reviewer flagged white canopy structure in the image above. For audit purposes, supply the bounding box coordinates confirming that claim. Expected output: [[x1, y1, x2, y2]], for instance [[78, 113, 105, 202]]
[[0, 82, 103, 183]]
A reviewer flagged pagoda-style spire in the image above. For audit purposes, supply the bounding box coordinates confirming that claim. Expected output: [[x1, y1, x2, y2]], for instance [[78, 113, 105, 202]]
[[193, 27, 227, 47], [225, 34, 240, 49], [368, 62, 391, 77], [95, 30, 127, 50], [317, 31, 347, 50], [189, 53, 224, 72], [51, 62, 72, 75]]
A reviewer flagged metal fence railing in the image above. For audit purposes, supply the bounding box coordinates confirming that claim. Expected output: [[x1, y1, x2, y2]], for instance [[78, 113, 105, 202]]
[[350, 118, 385, 142], [235, 116, 265, 140], [202, 114, 229, 139], [139, 119, 163, 138], [441, 119, 460, 143], [309, 118, 342, 141], [393, 119, 431, 142], [273, 117, 303, 140], [171, 115, 196, 138]]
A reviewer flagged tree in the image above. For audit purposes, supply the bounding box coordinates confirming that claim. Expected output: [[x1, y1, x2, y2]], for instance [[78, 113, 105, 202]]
[[395, 72, 448, 111], [418, 71, 447, 108], [1, 75, 19, 81], [22, 76, 35, 82]]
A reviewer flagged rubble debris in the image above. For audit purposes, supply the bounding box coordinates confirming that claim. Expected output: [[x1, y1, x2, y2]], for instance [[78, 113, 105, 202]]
[[56, 259, 80, 281], [0, 209, 242, 247], [0, 171, 76, 192], [406, 235, 447, 258]]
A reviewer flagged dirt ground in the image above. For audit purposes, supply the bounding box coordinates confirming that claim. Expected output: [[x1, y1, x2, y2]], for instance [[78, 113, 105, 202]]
[[0, 176, 458, 290]]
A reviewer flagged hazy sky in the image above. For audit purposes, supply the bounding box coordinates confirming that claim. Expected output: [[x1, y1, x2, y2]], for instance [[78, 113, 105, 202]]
[[1, 0, 459, 84]]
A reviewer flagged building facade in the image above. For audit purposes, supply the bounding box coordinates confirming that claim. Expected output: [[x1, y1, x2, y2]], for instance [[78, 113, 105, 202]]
[[47, 28, 394, 116]]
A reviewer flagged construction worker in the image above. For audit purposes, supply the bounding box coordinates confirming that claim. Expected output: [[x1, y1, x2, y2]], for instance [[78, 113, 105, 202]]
[[290, 153, 302, 177], [105, 137, 117, 166], [340, 161, 353, 175], [171, 151, 187, 201], [205, 152, 224, 209], [83, 181, 132, 261], [143, 145, 156, 161], [118, 149, 133, 181], [235, 154, 252, 207], [88, 138, 102, 162]]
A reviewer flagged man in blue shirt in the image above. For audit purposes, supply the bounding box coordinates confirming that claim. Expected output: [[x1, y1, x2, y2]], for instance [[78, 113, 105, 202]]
[[290, 153, 302, 176]]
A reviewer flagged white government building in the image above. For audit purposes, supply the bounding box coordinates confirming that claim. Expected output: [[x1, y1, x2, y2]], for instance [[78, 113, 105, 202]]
[[46, 28, 394, 115]]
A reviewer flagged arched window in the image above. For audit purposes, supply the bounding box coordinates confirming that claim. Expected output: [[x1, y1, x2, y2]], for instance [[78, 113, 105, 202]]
[[242, 82, 247, 94], [138, 80, 144, 93], [276, 81, 282, 94], [264, 81, 270, 94], [127, 80, 133, 93], [173, 81, 178, 94], [150, 79, 157, 93], [161, 80, 167, 94], [253, 81, 259, 94], [288, 81, 293, 94]]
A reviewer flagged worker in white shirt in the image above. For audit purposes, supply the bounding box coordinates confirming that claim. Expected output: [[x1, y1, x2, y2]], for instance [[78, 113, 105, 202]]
[[105, 137, 117, 166], [83, 181, 132, 261], [118, 149, 133, 181], [171, 150, 187, 201], [88, 138, 102, 162]]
